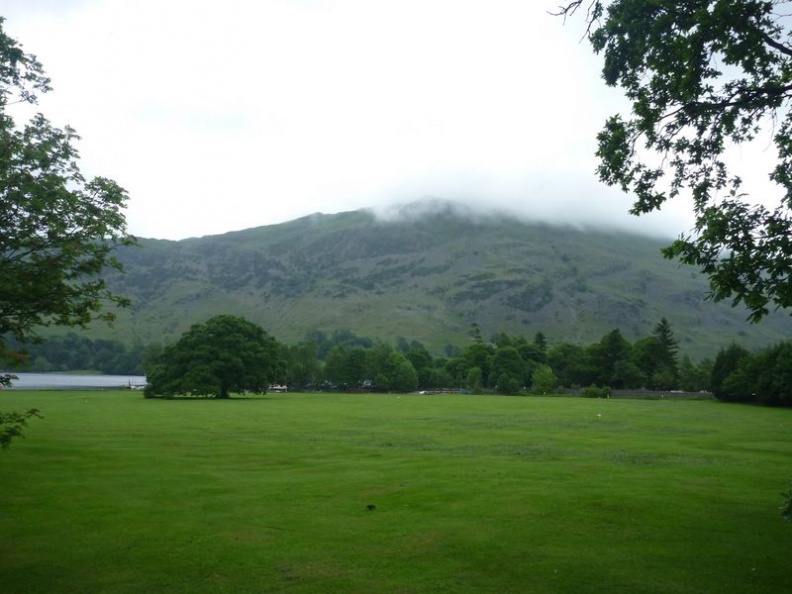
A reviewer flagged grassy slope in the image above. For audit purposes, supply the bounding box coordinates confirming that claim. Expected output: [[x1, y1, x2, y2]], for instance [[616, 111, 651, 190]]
[[75, 208, 792, 358], [1, 390, 790, 593]]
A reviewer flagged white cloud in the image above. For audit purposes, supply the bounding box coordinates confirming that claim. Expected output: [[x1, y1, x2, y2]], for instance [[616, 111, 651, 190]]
[[3, 0, 695, 239]]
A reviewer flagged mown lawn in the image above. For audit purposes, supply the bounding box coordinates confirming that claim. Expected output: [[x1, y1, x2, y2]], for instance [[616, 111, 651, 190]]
[[1, 390, 790, 593]]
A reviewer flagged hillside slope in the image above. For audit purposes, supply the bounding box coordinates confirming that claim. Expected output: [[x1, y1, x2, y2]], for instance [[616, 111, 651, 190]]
[[87, 206, 792, 359]]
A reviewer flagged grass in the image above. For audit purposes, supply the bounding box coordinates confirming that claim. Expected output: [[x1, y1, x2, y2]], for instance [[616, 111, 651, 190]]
[[1, 390, 791, 593]]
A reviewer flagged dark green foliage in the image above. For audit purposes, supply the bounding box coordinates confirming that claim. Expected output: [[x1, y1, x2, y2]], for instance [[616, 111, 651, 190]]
[[530, 364, 558, 394], [468, 322, 484, 344], [282, 325, 698, 397], [652, 317, 679, 382], [424, 365, 453, 390], [144, 315, 281, 398], [458, 342, 495, 388], [491, 347, 526, 394], [631, 336, 674, 389], [281, 340, 321, 390], [558, 1, 792, 321], [0, 20, 133, 447], [464, 366, 483, 392], [712, 341, 792, 406], [588, 328, 631, 387], [612, 319, 680, 389], [6, 333, 145, 374], [678, 355, 713, 392], [354, 344, 419, 392], [376, 352, 418, 392], [444, 343, 462, 358], [711, 343, 752, 401], [752, 342, 792, 406], [364, 342, 394, 385], [542, 323, 682, 391], [548, 343, 592, 387], [611, 359, 646, 390], [494, 333, 548, 366], [405, 345, 434, 389], [650, 367, 678, 392], [0, 18, 135, 359], [322, 340, 422, 393], [0, 408, 42, 449], [581, 385, 611, 398], [0, 373, 16, 389], [495, 372, 522, 395], [305, 329, 373, 361], [517, 343, 546, 366], [533, 331, 548, 353], [323, 345, 367, 388], [653, 318, 678, 361], [321, 338, 448, 392]]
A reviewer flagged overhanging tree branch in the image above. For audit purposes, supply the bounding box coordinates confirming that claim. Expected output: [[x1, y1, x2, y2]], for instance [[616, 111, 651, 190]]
[[0, 17, 135, 445], [762, 31, 792, 57], [559, 0, 792, 321]]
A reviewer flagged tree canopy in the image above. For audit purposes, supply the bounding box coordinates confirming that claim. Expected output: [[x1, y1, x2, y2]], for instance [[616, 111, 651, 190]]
[[0, 17, 135, 368], [557, 0, 792, 321], [144, 315, 282, 398], [1, 18, 134, 446]]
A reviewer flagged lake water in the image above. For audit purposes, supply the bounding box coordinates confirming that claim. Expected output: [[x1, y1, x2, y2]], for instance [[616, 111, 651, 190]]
[[2, 373, 146, 390]]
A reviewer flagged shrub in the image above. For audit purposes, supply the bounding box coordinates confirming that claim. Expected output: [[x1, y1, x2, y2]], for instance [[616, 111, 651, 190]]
[[496, 373, 522, 395], [581, 385, 611, 399], [530, 364, 558, 395]]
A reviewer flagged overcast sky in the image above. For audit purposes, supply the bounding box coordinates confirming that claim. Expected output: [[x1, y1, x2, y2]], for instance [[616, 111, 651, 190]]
[[3, 0, 702, 240]]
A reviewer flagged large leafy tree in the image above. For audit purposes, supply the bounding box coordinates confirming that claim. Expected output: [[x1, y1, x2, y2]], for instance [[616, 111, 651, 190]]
[[1, 17, 135, 372], [557, 1, 792, 321], [652, 317, 679, 384], [323, 344, 367, 388], [405, 344, 434, 389], [490, 346, 527, 394], [376, 352, 419, 392], [282, 340, 321, 390], [710, 342, 751, 401], [144, 315, 282, 399], [1, 18, 134, 446], [587, 328, 631, 386]]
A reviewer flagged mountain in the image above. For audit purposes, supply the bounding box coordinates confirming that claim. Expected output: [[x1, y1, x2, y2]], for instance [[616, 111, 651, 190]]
[[84, 204, 792, 359]]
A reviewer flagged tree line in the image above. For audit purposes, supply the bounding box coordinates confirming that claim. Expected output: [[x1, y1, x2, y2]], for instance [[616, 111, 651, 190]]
[[279, 321, 792, 406], [8, 315, 791, 407], [279, 319, 695, 395], [6, 334, 147, 375]]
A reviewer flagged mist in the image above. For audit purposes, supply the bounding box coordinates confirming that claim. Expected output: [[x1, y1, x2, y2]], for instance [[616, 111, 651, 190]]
[[4, 0, 696, 241]]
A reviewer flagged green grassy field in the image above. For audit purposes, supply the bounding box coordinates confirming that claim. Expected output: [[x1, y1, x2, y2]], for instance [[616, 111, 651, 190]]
[[1, 390, 790, 593]]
